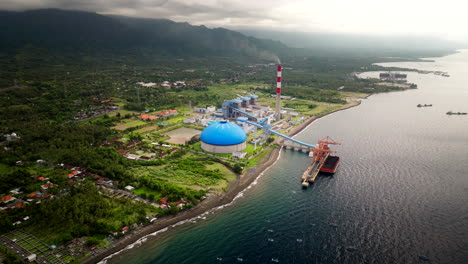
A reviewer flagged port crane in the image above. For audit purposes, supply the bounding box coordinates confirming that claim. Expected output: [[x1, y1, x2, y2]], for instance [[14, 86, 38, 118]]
[[228, 104, 341, 188], [302, 137, 341, 188], [225, 62, 341, 187]]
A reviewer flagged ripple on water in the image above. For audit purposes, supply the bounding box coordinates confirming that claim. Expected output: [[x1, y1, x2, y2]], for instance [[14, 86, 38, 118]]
[[108, 52, 468, 264]]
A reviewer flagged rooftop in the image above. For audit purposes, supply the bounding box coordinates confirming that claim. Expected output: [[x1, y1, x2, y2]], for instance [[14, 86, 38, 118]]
[[200, 121, 247, 146]]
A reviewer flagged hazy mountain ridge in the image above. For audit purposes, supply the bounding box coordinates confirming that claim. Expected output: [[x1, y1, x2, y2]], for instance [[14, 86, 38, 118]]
[[0, 8, 458, 62], [0, 9, 289, 60], [239, 29, 460, 58]]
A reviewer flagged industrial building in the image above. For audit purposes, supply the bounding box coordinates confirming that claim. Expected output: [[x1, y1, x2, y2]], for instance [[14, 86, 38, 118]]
[[222, 94, 258, 120], [379, 72, 407, 82], [200, 121, 247, 153]]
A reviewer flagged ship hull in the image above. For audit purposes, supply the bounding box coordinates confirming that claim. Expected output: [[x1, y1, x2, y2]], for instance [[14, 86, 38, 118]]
[[320, 156, 340, 174]]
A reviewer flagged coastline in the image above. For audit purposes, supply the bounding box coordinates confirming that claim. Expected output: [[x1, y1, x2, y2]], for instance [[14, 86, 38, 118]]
[[83, 150, 282, 264], [83, 99, 366, 264]]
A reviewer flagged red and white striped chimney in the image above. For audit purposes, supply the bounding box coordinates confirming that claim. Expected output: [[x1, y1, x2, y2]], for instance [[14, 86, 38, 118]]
[[275, 64, 282, 119], [276, 65, 282, 94]]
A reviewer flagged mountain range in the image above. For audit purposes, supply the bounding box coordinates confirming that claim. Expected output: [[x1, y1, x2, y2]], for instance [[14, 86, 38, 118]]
[[0, 8, 459, 61], [0, 9, 287, 60]]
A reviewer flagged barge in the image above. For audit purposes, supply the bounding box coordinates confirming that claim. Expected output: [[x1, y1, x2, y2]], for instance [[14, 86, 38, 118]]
[[301, 137, 341, 188], [320, 155, 340, 174]]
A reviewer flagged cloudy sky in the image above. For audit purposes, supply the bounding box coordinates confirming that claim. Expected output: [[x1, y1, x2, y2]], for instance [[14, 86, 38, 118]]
[[2, 0, 468, 42]]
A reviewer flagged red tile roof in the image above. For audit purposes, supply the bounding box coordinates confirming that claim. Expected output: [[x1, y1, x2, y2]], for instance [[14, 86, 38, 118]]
[[159, 197, 168, 204], [1, 195, 12, 201]]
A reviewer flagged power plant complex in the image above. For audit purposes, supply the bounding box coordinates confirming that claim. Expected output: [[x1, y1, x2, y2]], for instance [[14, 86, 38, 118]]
[[198, 65, 284, 154], [197, 64, 340, 186]]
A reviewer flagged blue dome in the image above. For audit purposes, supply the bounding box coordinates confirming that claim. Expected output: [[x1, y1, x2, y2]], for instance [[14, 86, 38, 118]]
[[200, 121, 247, 145]]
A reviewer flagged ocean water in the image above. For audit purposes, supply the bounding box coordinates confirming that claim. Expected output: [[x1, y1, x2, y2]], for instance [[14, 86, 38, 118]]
[[106, 51, 468, 264]]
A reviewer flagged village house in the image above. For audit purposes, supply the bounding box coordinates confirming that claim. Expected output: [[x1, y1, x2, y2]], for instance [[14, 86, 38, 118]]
[[10, 188, 21, 195], [124, 185, 135, 191], [160, 81, 171, 88], [1, 195, 16, 203], [41, 183, 54, 191]]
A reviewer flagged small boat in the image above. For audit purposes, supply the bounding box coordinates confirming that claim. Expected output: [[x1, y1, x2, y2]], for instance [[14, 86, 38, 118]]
[[419, 255, 430, 261], [237, 257, 244, 262], [216, 257, 223, 261], [296, 239, 303, 243], [271, 258, 279, 262], [346, 246, 358, 252], [268, 238, 274, 242], [447, 111, 467, 115]]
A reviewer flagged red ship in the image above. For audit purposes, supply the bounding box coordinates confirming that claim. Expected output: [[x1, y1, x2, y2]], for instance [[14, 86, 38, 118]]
[[320, 155, 340, 173], [301, 136, 341, 188]]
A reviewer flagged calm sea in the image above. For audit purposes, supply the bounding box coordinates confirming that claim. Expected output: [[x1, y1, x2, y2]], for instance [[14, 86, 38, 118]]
[[106, 50, 468, 264]]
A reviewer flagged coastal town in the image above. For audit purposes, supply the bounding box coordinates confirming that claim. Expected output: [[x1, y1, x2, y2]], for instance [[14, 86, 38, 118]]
[[0, 61, 382, 263]]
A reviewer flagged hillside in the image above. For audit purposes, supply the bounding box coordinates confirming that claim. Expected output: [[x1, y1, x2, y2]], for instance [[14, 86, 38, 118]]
[[0, 9, 288, 59]]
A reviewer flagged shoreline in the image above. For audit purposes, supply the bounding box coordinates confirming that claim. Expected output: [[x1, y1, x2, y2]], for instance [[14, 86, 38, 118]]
[[83, 99, 366, 264]]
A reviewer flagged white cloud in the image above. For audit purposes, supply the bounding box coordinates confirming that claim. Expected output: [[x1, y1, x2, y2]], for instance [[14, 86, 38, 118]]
[[1, 0, 467, 42]]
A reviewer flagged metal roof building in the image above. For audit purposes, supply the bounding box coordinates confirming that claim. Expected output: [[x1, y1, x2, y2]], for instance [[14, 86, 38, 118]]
[[200, 121, 247, 153]]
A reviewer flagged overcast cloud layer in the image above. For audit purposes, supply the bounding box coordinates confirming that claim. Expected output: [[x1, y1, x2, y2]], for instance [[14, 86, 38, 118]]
[[2, 0, 468, 42]]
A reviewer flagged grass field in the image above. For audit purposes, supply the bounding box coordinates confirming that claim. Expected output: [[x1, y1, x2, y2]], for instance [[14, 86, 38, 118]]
[[113, 119, 147, 131], [130, 165, 220, 191], [246, 147, 274, 167], [134, 124, 160, 133], [205, 162, 237, 192], [129, 152, 234, 193], [166, 115, 190, 124], [108, 109, 137, 117], [132, 186, 162, 200]]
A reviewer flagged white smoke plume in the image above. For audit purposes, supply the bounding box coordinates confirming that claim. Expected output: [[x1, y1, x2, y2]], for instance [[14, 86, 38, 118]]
[[259, 51, 281, 64]]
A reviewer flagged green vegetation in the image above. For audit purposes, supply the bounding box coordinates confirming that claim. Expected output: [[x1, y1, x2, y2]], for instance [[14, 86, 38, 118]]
[[0, 182, 153, 244], [129, 156, 228, 193], [0, 8, 444, 262], [0, 246, 23, 264]]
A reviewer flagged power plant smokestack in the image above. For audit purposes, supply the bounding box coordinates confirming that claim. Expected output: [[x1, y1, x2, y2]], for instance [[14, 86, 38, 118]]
[[276, 64, 282, 119]]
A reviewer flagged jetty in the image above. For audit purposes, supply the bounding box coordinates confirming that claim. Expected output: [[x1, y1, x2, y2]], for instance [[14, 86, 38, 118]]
[[301, 137, 340, 188]]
